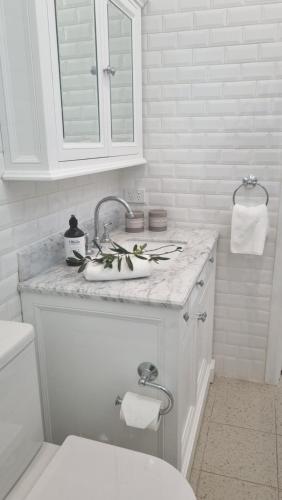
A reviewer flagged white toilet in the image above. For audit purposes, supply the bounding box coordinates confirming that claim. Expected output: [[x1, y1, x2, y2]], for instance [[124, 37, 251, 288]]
[[0, 320, 196, 500]]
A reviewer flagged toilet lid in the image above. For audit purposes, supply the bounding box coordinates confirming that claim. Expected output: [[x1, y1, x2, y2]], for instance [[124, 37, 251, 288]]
[[25, 436, 196, 500]]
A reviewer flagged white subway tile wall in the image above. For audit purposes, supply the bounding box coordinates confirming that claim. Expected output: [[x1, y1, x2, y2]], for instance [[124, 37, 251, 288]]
[[122, 0, 282, 382], [0, 143, 122, 321]]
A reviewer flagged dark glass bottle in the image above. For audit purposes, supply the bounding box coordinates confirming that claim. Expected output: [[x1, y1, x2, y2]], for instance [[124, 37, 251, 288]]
[[64, 215, 86, 266]]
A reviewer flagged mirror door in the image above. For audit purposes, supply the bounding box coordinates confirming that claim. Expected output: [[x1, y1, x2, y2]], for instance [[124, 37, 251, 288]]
[[51, 0, 108, 161], [107, 1, 134, 144], [55, 0, 100, 144], [106, 0, 141, 156]]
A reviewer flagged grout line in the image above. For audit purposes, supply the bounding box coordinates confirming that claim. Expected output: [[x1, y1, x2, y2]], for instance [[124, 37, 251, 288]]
[[194, 380, 281, 494], [208, 418, 277, 436], [198, 470, 279, 491]]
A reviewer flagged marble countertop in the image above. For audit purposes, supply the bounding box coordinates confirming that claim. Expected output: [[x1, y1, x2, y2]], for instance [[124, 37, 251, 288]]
[[18, 228, 218, 309]]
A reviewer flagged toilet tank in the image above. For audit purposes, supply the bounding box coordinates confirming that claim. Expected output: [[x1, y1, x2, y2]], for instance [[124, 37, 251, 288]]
[[0, 321, 44, 499]]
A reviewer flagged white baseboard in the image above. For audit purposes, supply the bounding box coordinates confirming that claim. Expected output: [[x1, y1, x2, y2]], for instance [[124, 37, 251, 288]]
[[210, 359, 215, 383]]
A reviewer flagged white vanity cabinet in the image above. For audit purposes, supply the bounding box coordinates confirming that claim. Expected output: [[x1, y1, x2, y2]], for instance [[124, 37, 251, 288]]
[[0, 0, 145, 181], [21, 245, 216, 476]]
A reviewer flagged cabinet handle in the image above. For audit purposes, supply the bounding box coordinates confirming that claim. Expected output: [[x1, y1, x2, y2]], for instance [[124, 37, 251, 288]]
[[197, 279, 205, 287], [209, 256, 214, 263], [194, 312, 207, 322], [90, 66, 97, 75], [104, 65, 116, 76], [183, 312, 189, 323]]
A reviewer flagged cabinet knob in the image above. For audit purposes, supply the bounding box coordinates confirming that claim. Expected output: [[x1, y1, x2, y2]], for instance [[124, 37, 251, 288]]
[[195, 312, 207, 322], [209, 256, 214, 263], [104, 65, 116, 76], [197, 279, 205, 287], [183, 312, 189, 323], [90, 65, 97, 75]]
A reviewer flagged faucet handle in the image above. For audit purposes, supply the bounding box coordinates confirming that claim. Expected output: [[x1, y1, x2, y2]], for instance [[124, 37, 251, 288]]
[[101, 222, 113, 244]]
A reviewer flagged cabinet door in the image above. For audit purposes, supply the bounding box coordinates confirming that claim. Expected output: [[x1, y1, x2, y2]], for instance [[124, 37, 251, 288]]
[[48, 0, 108, 161], [47, 0, 141, 162], [105, 0, 141, 157], [35, 306, 164, 459], [179, 311, 195, 434], [194, 277, 214, 399]]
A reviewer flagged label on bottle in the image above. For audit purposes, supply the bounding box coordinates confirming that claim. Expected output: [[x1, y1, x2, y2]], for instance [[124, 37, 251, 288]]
[[64, 236, 86, 259]]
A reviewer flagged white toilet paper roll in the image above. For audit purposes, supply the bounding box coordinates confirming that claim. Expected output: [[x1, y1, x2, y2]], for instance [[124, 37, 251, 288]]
[[120, 392, 162, 431]]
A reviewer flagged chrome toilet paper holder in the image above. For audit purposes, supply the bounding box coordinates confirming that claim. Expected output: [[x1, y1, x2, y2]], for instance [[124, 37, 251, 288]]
[[115, 362, 174, 416]]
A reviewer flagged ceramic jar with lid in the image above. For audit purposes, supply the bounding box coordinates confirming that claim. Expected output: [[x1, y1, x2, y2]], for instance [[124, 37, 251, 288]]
[[149, 209, 167, 232], [125, 210, 145, 233]]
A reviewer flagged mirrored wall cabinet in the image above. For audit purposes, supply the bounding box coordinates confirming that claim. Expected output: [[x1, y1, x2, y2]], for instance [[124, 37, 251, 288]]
[[0, 0, 146, 180]]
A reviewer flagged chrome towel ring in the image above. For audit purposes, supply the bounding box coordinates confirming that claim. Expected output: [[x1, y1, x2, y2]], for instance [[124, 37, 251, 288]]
[[233, 175, 269, 206]]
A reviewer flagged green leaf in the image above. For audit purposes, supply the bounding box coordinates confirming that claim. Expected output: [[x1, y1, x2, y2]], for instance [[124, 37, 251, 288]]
[[104, 261, 113, 269], [140, 243, 147, 251], [94, 241, 103, 253], [133, 244, 138, 252], [78, 262, 88, 273], [118, 256, 122, 272], [67, 257, 81, 265], [150, 257, 160, 264], [126, 255, 134, 271], [134, 254, 147, 260], [73, 250, 84, 260], [111, 241, 129, 254], [93, 257, 104, 264], [149, 256, 170, 262]]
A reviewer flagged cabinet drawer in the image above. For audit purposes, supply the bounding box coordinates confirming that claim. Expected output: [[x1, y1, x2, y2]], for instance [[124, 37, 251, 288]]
[[189, 248, 216, 312]]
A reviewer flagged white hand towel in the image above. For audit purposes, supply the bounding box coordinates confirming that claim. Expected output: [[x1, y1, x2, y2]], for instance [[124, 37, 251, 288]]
[[84, 257, 152, 281], [230, 203, 269, 255]]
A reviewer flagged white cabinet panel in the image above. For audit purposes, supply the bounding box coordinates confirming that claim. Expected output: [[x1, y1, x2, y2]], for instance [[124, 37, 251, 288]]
[[36, 306, 163, 458], [0, 0, 44, 167]]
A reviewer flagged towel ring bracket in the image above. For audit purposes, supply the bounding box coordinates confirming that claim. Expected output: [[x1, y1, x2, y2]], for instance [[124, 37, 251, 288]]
[[233, 175, 269, 206]]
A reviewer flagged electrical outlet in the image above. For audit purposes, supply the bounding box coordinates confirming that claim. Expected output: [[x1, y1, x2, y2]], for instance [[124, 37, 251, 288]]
[[124, 188, 145, 204]]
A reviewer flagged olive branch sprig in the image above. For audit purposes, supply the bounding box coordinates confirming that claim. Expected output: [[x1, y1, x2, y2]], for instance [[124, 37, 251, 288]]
[[67, 241, 183, 273]]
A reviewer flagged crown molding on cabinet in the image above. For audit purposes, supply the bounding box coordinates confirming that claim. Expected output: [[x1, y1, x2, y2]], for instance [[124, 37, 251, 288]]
[[2, 157, 147, 181]]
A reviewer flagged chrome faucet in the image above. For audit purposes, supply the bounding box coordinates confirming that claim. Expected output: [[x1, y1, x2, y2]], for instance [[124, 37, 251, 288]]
[[93, 196, 134, 248]]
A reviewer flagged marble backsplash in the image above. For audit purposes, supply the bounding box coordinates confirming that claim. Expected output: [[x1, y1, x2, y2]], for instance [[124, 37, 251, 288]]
[[17, 203, 124, 282]]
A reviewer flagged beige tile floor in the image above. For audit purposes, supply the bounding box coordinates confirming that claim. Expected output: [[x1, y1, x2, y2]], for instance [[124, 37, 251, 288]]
[[188, 376, 282, 500]]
